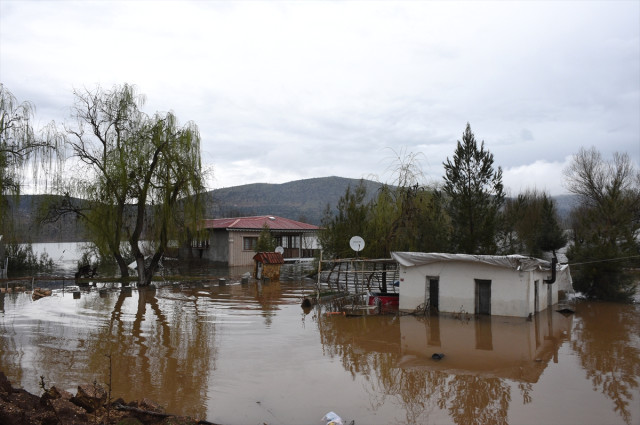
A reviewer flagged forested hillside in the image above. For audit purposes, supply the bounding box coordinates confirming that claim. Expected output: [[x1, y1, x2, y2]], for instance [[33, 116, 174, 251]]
[[5, 177, 576, 242], [205, 176, 383, 224]]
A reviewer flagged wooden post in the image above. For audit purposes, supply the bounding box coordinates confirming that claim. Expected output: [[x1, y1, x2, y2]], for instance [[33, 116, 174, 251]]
[[316, 251, 322, 292]]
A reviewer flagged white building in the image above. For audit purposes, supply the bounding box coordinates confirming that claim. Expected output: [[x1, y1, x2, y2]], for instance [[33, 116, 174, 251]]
[[391, 252, 573, 317]]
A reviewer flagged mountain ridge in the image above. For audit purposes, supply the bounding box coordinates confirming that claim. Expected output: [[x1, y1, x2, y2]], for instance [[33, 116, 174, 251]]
[[7, 176, 577, 242]]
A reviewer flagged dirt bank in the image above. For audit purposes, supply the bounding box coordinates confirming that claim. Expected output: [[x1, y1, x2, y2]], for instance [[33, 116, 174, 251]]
[[0, 372, 217, 425]]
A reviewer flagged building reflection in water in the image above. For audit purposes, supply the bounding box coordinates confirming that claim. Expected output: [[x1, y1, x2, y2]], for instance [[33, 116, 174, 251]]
[[400, 310, 571, 381], [317, 309, 572, 425]]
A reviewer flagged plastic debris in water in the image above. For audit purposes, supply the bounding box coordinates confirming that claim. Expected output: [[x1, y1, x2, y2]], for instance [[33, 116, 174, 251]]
[[322, 411, 343, 425]]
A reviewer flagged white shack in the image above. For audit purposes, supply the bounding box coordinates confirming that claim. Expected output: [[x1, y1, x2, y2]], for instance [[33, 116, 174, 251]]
[[391, 252, 573, 317]]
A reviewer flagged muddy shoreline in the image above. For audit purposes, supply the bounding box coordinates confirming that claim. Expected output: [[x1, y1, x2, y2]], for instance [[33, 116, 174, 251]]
[[0, 372, 217, 425]]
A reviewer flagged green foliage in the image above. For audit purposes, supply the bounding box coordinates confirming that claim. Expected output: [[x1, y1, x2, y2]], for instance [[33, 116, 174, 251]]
[[49, 84, 205, 285], [320, 152, 450, 260], [319, 180, 369, 258], [77, 242, 130, 269], [499, 190, 567, 257], [537, 195, 568, 255], [365, 184, 450, 257], [0, 84, 59, 229], [255, 223, 277, 252], [565, 147, 640, 300], [5, 242, 54, 272], [442, 123, 505, 254]]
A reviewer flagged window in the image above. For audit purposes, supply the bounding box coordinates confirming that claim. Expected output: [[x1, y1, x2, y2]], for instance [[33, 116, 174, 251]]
[[243, 237, 257, 251]]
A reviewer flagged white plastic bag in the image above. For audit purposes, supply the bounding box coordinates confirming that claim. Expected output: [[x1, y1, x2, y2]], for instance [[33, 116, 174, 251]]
[[322, 411, 343, 425]]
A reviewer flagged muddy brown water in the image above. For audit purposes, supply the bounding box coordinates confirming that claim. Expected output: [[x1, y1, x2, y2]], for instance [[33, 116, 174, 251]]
[[1, 263, 639, 425]]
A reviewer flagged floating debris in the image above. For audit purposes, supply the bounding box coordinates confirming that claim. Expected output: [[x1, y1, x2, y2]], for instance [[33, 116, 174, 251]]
[[32, 288, 52, 301]]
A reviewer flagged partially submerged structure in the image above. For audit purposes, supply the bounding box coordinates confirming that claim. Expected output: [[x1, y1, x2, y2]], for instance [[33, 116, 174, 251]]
[[391, 252, 572, 317], [253, 252, 285, 280], [192, 216, 320, 266]]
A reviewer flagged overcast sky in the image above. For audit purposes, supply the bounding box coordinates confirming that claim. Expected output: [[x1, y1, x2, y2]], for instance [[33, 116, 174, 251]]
[[1, 0, 638, 196]]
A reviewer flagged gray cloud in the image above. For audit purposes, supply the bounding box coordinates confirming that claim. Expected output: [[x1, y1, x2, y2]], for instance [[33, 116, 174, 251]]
[[1, 1, 638, 195]]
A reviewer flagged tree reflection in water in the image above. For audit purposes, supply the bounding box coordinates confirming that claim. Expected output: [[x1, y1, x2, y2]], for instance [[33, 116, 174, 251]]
[[316, 308, 570, 425], [0, 286, 218, 419], [570, 302, 640, 425]]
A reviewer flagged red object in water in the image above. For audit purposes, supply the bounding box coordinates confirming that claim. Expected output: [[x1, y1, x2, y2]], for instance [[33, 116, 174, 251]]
[[368, 292, 399, 307]]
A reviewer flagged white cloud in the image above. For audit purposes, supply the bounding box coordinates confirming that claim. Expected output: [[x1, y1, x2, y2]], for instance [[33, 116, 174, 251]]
[[502, 158, 573, 197]]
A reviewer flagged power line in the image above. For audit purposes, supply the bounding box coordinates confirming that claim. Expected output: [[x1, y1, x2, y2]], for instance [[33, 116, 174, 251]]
[[568, 255, 640, 267]]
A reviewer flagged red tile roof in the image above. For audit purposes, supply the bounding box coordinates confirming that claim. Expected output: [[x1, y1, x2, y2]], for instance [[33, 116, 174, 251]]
[[253, 252, 285, 264], [201, 215, 320, 231]]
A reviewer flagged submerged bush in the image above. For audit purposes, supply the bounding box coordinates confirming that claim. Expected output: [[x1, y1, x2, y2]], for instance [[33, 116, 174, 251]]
[[5, 242, 54, 272]]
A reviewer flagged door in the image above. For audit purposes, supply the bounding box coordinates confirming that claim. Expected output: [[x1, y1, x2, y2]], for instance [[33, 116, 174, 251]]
[[534, 280, 539, 313], [475, 279, 491, 315], [429, 277, 439, 312]]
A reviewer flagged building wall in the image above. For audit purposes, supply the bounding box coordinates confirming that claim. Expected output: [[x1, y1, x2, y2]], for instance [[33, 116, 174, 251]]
[[228, 230, 261, 266], [200, 230, 230, 263], [398, 261, 558, 317], [200, 229, 320, 266]]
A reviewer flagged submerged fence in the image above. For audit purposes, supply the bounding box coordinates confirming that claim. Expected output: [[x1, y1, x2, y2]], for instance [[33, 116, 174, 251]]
[[316, 256, 399, 295]]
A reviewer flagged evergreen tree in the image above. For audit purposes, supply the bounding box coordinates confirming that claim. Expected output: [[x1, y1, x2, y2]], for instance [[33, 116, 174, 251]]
[[537, 194, 568, 256], [442, 123, 505, 254], [255, 223, 277, 252]]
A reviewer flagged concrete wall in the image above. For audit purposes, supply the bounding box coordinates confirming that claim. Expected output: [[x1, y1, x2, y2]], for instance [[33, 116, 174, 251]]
[[398, 261, 558, 317]]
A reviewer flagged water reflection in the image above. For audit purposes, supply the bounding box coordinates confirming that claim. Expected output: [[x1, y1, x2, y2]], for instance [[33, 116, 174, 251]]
[[0, 286, 218, 418], [317, 310, 573, 425], [1, 273, 638, 425], [570, 302, 640, 425]]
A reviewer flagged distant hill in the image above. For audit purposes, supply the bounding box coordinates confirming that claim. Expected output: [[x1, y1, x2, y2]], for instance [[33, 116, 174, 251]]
[[552, 194, 579, 223], [205, 176, 384, 225], [5, 177, 578, 242], [6, 194, 87, 243]]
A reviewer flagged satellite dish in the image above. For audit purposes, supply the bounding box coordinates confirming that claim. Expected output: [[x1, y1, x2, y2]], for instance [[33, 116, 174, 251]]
[[275, 246, 284, 254], [349, 236, 365, 253]]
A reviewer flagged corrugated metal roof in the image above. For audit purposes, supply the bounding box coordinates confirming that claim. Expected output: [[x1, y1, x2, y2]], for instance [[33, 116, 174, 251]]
[[253, 252, 285, 264], [201, 215, 320, 231]]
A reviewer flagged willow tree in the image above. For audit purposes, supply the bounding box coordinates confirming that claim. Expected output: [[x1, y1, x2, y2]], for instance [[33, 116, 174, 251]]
[[0, 84, 58, 230], [442, 123, 504, 254], [50, 84, 205, 285], [365, 150, 449, 257]]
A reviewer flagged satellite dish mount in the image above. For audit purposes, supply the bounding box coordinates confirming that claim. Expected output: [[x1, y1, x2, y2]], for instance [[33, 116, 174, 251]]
[[349, 236, 365, 258]]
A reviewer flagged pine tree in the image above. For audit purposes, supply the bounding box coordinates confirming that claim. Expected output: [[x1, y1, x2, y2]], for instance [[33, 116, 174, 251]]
[[442, 123, 504, 254]]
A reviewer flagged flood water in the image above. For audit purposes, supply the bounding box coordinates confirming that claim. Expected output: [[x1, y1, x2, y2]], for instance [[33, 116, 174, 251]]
[[1, 244, 639, 425]]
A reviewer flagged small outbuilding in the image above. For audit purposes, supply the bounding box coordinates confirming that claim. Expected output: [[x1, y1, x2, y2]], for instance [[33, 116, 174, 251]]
[[253, 252, 285, 281], [391, 252, 573, 317]]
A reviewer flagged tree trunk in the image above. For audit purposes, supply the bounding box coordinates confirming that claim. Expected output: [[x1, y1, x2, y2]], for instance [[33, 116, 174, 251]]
[[137, 250, 163, 287], [114, 252, 129, 285], [135, 255, 147, 287]]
